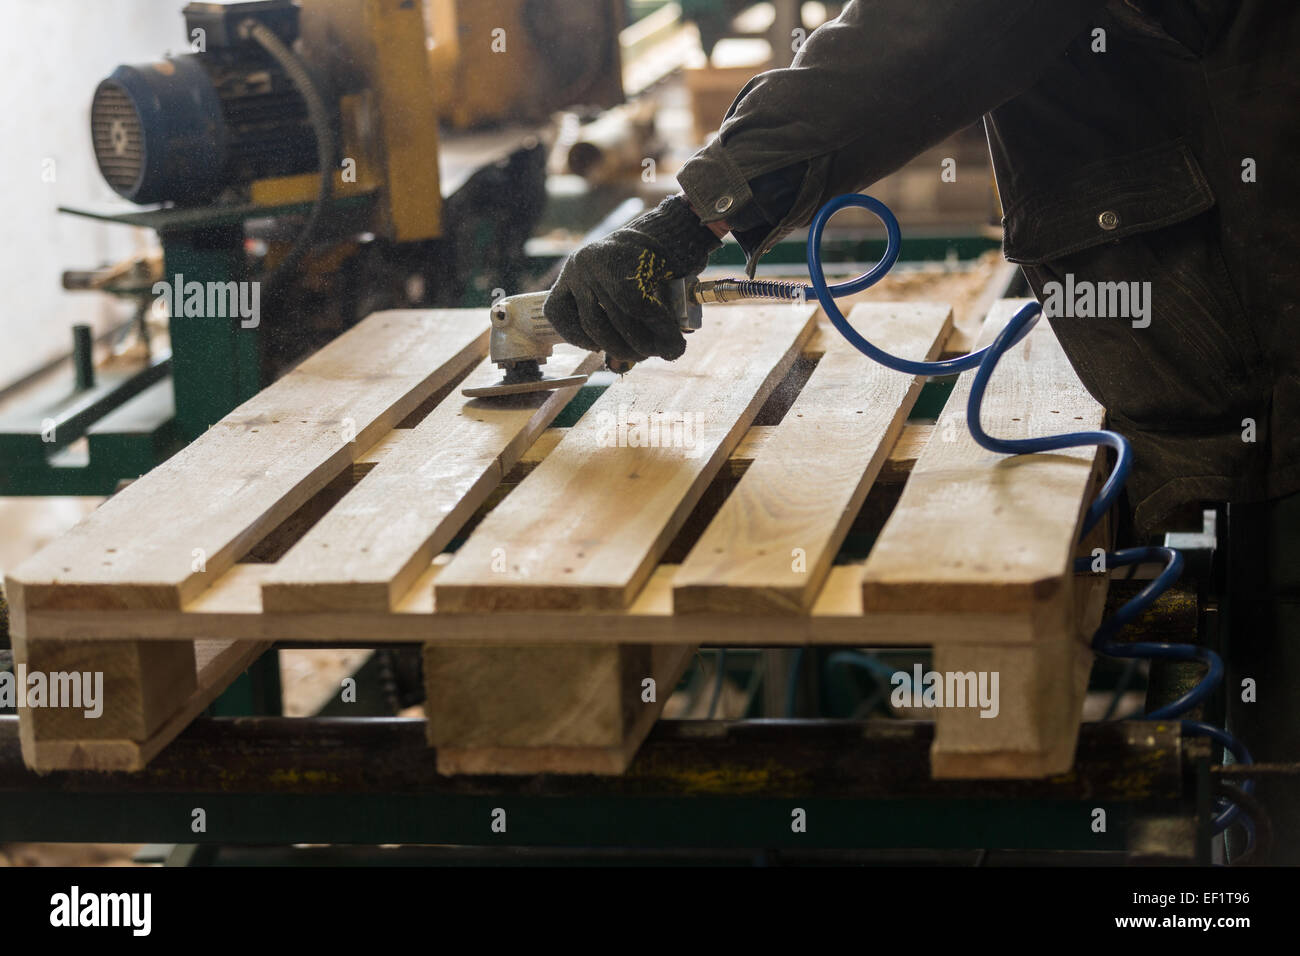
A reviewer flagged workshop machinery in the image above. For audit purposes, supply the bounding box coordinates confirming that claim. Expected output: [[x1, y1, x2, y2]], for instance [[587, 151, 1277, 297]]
[[0, 0, 1003, 496], [0, 0, 625, 496]]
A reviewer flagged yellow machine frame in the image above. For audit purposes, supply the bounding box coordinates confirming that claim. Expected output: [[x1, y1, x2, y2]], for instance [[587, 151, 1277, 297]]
[[247, 0, 624, 244]]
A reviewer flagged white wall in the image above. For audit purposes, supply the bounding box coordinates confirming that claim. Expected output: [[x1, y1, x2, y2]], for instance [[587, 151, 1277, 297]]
[[0, 0, 188, 386]]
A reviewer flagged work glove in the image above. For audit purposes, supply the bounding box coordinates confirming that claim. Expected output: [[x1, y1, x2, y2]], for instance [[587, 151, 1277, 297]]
[[544, 195, 722, 363]]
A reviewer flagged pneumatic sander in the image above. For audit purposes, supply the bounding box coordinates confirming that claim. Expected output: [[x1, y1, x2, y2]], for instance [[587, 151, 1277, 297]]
[[464, 276, 807, 398]]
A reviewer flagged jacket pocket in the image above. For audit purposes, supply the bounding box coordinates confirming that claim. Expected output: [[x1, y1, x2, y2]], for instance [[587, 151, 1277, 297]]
[[1002, 139, 1214, 265], [1002, 140, 1266, 433]]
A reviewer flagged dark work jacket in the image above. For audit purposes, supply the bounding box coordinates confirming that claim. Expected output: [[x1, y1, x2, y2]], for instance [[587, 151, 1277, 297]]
[[677, 0, 1299, 531]]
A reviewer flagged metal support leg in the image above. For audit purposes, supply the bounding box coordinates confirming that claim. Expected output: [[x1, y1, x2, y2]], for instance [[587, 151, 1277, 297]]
[[1224, 491, 1300, 863]]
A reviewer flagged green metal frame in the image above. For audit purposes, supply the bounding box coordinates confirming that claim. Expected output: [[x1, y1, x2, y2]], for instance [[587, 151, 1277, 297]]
[[0, 196, 376, 496], [0, 717, 1195, 856], [0, 354, 175, 495]]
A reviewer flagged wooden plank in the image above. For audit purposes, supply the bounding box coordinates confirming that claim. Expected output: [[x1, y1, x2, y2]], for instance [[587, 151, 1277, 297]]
[[362, 420, 935, 484], [7, 310, 486, 613], [17, 562, 1044, 647], [947, 258, 1020, 354], [434, 305, 818, 612], [261, 347, 600, 612], [674, 303, 950, 614], [861, 300, 1104, 614], [877, 423, 932, 483]]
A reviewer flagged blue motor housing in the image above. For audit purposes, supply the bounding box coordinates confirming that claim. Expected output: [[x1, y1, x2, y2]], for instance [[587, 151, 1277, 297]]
[[90, 1, 322, 205], [92, 56, 228, 205]]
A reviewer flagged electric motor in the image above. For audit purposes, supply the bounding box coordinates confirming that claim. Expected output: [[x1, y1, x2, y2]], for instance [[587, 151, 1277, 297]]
[[90, 0, 329, 205]]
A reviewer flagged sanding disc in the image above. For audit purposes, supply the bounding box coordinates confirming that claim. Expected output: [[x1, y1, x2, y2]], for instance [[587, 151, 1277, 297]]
[[462, 374, 589, 399]]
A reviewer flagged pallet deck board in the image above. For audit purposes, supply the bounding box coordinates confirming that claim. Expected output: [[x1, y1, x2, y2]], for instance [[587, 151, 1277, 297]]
[[359, 420, 936, 485], [7, 310, 486, 612], [673, 303, 950, 614], [861, 299, 1105, 614], [432, 305, 819, 612], [260, 347, 600, 613], [17, 561, 1042, 645]]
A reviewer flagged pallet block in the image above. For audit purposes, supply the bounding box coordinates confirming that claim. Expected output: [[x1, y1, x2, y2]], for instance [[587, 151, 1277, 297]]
[[424, 644, 693, 774], [16, 638, 196, 744]]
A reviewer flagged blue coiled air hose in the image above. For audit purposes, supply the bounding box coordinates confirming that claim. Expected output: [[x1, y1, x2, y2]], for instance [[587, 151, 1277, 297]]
[[763, 191, 1254, 836]]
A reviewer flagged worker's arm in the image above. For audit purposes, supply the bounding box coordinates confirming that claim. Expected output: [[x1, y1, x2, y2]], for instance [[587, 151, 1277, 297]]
[[679, 0, 1107, 273], [547, 0, 1106, 359]]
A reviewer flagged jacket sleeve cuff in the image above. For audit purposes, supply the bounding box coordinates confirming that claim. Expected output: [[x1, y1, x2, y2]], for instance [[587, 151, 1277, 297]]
[[676, 140, 756, 225]]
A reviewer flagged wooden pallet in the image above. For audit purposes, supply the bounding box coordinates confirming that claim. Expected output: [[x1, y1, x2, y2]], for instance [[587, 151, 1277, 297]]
[[6, 298, 1108, 777]]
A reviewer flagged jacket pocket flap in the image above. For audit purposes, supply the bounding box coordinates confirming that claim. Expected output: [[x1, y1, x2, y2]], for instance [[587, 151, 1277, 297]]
[[1002, 140, 1215, 265]]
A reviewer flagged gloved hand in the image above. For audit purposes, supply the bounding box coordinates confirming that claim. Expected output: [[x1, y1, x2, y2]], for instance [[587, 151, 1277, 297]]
[[544, 195, 722, 362]]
